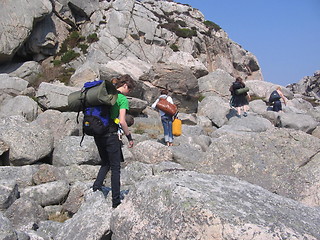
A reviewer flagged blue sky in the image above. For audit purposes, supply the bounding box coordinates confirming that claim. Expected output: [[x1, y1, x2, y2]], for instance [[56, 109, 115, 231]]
[[178, 0, 320, 86]]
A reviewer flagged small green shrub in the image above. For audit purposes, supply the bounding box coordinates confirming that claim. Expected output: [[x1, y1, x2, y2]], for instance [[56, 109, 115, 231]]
[[58, 41, 68, 55], [175, 28, 197, 38], [61, 50, 80, 63], [52, 60, 62, 66], [68, 31, 85, 49], [176, 20, 187, 27], [198, 95, 205, 102], [204, 20, 221, 31], [79, 44, 89, 54], [59, 68, 75, 84], [87, 33, 99, 43], [170, 44, 179, 52], [160, 22, 179, 32]]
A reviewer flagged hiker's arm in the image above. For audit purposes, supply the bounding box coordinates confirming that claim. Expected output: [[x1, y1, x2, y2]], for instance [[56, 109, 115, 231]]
[[119, 108, 133, 147], [279, 91, 287, 105], [151, 99, 159, 109]]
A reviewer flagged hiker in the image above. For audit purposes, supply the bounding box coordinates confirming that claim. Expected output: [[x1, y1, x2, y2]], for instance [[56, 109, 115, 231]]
[[269, 86, 287, 112], [92, 74, 135, 208], [230, 77, 251, 117], [152, 89, 174, 146]]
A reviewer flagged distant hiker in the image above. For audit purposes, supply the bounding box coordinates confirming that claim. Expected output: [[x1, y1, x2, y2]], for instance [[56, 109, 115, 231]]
[[92, 74, 135, 209], [152, 89, 175, 146], [230, 77, 251, 117], [269, 86, 287, 112]]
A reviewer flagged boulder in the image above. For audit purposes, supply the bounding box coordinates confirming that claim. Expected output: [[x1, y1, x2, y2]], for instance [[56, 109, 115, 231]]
[[0, 61, 42, 85], [52, 136, 100, 166], [36, 82, 80, 111], [0, 116, 54, 166], [62, 181, 90, 216], [54, 190, 112, 240], [20, 180, 70, 207], [0, 0, 52, 63], [0, 74, 29, 94], [32, 163, 97, 187], [277, 112, 317, 133], [197, 95, 230, 127], [4, 197, 48, 231], [132, 140, 173, 164], [0, 212, 17, 240], [121, 161, 153, 186], [197, 128, 320, 206], [0, 95, 39, 121], [198, 69, 234, 98], [111, 171, 320, 240], [0, 165, 38, 188], [0, 180, 19, 211], [33, 110, 81, 146], [216, 114, 274, 134]]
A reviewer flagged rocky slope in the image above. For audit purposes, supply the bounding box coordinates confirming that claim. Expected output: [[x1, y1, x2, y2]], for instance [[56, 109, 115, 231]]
[[0, 0, 320, 240]]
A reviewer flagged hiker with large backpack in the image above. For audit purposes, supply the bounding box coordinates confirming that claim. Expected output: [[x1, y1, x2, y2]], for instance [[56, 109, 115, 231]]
[[269, 86, 287, 112], [229, 77, 251, 117], [152, 89, 176, 146], [68, 74, 135, 208], [92, 74, 135, 208]]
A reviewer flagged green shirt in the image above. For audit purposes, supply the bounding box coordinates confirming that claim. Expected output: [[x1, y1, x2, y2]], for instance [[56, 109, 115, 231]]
[[110, 93, 129, 119]]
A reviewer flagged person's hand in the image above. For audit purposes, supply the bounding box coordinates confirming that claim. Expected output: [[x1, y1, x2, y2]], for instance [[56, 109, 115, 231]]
[[128, 140, 134, 148]]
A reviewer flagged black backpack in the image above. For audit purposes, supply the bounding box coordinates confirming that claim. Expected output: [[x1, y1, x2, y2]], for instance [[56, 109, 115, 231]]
[[232, 81, 243, 90], [269, 90, 281, 103], [78, 81, 113, 145]]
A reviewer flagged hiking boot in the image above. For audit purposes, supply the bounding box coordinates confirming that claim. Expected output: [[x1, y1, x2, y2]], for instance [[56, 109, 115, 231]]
[[92, 186, 102, 192], [243, 112, 248, 117], [112, 201, 121, 209]]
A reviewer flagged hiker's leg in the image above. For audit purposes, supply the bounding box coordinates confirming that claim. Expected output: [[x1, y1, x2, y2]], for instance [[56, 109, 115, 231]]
[[161, 116, 170, 143], [106, 135, 122, 207], [168, 118, 173, 144], [236, 107, 241, 115], [244, 104, 249, 112], [93, 136, 110, 189]]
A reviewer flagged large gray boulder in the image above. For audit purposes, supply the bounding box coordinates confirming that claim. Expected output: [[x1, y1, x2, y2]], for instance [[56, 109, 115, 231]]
[[198, 69, 235, 98], [287, 70, 320, 99], [52, 136, 100, 166], [0, 165, 38, 188], [0, 61, 42, 85], [33, 110, 81, 147], [132, 140, 173, 164], [0, 0, 52, 63], [31, 164, 99, 185], [54, 190, 112, 240], [197, 128, 320, 206], [0, 74, 29, 104], [0, 180, 19, 211], [277, 112, 318, 133], [36, 82, 79, 111], [0, 212, 17, 240], [20, 180, 70, 207], [4, 197, 48, 231], [0, 116, 54, 166], [0, 95, 40, 121], [197, 95, 230, 127], [216, 114, 274, 134], [111, 171, 320, 240]]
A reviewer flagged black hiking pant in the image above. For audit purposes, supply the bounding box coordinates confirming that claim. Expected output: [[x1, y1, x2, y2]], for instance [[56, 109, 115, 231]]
[[93, 133, 123, 206]]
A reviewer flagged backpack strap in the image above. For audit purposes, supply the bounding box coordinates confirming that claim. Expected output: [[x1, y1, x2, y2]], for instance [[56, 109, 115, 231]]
[[79, 89, 89, 147]]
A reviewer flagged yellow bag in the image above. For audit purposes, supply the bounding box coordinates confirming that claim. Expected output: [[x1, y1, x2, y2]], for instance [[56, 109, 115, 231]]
[[172, 118, 182, 136]]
